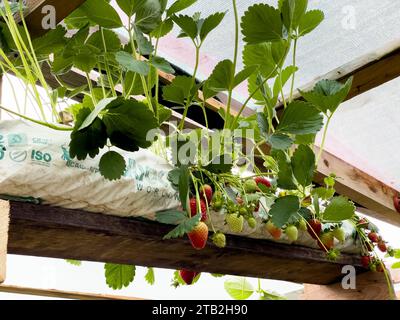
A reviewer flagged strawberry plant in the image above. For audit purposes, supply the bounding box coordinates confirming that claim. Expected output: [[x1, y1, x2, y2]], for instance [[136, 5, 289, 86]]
[[0, 0, 398, 299]]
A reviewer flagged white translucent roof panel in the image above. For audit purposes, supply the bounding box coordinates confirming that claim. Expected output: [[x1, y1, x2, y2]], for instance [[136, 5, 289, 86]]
[[317, 77, 400, 191], [157, 0, 400, 101]]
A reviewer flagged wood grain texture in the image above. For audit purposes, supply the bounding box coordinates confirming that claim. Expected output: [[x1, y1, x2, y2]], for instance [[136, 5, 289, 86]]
[[5, 200, 367, 285], [0, 201, 9, 284], [0, 284, 145, 300], [303, 271, 396, 300], [314, 147, 400, 226], [24, 0, 87, 37]]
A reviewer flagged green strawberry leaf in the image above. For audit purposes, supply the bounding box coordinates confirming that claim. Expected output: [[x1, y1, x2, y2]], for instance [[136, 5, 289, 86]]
[[224, 277, 254, 300], [163, 75, 195, 105], [172, 14, 198, 40], [104, 263, 135, 290], [163, 213, 201, 240], [167, 0, 198, 17], [298, 10, 325, 36], [270, 195, 300, 228], [99, 151, 126, 181], [323, 196, 356, 222], [291, 144, 315, 187], [268, 133, 294, 150], [277, 101, 324, 135], [179, 165, 190, 211], [115, 51, 150, 75], [66, 259, 82, 266], [241, 4, 283, 44], [81, 0, 123, 28], [151, 56, 175, 74], [275, 150, 297, 190], [300, 77, 353, 115], [199, 12, 226, 42], [156, 210, 187, 225], [145, 267, 155, 285], [281, 0, 308, 31]]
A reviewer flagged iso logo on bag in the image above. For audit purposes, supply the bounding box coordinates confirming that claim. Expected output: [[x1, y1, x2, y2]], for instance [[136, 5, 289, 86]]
[[31, 149, 52, 166]]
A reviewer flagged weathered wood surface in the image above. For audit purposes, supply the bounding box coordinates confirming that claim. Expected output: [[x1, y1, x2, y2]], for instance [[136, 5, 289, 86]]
[[314, 147, 400, 226], [0, 202, 9, 283], [4, 200, 367, 285], [303, 271, 396, 300], [0, 284, 144, 300], [24, 0, 86, 37]]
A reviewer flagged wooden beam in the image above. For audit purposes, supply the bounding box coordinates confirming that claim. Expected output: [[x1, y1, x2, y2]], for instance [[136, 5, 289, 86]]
[[24, 0, 87, 37], [0, 284, 144, 300], [314, 147, 400, 226], [4, 200, 367, 285], [303, 271, 396, 300], [0, 201, 9, 284]]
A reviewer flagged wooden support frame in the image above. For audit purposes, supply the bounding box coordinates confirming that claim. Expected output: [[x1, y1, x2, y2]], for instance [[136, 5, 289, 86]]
[[0, 284, 144, 300], [0, 202, 9, 283], [4, 200, 366, 286]]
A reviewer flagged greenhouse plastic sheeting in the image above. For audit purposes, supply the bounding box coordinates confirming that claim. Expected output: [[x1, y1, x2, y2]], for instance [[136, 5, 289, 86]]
[[0, 120, 361, 254]]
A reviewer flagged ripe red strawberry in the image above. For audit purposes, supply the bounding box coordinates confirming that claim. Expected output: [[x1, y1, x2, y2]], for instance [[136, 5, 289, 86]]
[[200, 184, 213, 204], [361, 255, 371, 268], [187, 222, 208, 250], [266, 221, 282, 240], [189, 198, 207, 221], [307, 219, 322, 239], [377, 241, 387, 253], [317, 232, 334, 251], [179, 270, 198, 285], [368, 232, 379, 243], [254, 201, 260, 212], [394, 195, 400, 213], [366, 241, 374, 252], [254, 177, 271, 190]]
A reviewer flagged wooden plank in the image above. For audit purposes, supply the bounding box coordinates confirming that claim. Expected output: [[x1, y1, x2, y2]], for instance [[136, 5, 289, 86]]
[[24, 0, 87, 37], [314, 147, 400, 226], [0, 284, 144, 300], [4, 200, 366, 285], [303, 271, 396, 300], [0, 201, 9, 284]]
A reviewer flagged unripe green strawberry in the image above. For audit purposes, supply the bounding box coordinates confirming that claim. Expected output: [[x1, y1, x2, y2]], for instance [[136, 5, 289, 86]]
[[332, 227, 346, 243], [243, 179, 258, 193], [285, 225, 298, 242], [266, 221, 282, 240], [226, 214, 244, 233], [298, 219, 307, 231], [212, 200, 223, 211], [212, 232, 226, 248], [239, 206, 248, 216], [247, 217, 256, 229]]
